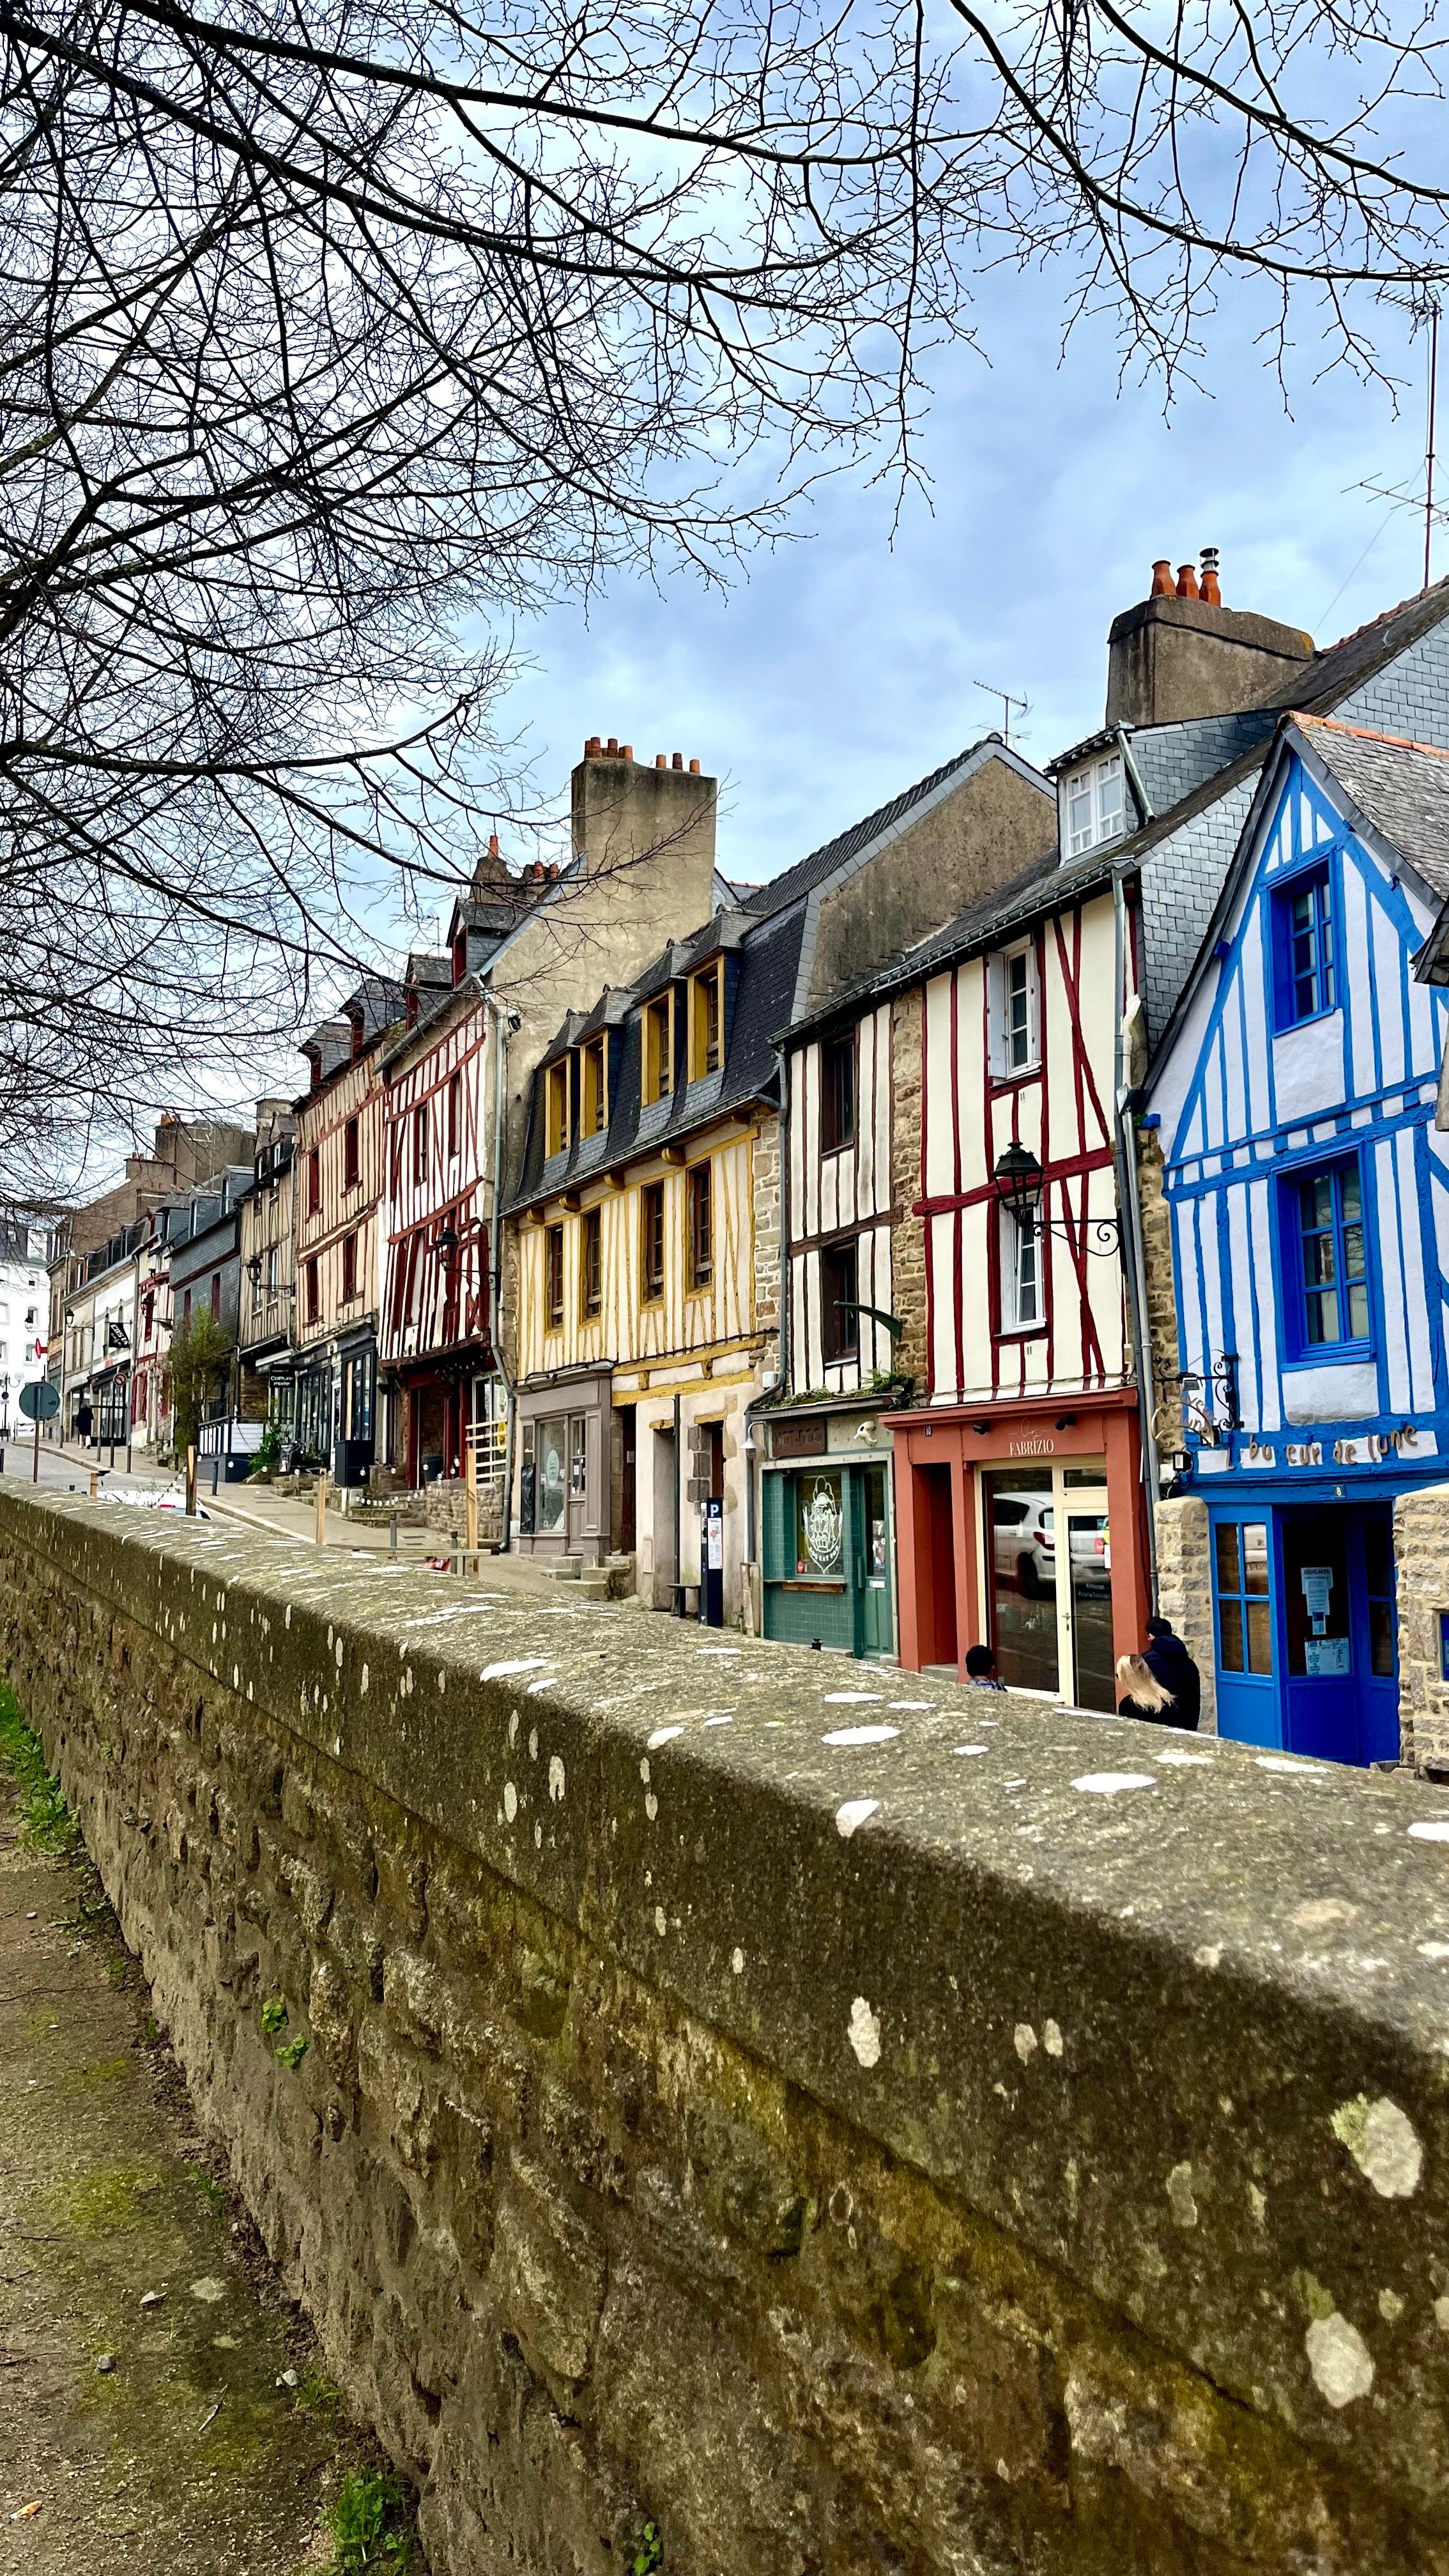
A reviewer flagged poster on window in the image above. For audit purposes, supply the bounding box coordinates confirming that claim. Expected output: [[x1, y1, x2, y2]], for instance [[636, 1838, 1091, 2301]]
[[796, 1474, 843, 1575], [1304, 1636, 1351, 1677], [537, 1417, 567, 1531]]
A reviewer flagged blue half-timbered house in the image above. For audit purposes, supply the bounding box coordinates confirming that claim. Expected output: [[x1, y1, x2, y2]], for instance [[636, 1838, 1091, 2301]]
[[1146, 714, 1449, 1764]]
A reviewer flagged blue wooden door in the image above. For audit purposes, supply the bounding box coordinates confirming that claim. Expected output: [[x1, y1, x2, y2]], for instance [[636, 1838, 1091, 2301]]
[[1280, 1508, 1397, 1766]]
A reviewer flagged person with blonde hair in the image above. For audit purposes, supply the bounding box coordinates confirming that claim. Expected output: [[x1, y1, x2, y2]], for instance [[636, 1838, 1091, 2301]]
[[1116, 1653, 1177, 1725]]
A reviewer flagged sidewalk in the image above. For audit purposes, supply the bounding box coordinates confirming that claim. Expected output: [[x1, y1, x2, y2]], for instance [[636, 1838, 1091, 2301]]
[[203, 1481, 567, 1593]]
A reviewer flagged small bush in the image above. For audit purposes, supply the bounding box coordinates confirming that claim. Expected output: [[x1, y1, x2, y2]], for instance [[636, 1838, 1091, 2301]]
[[0, 1685, 80, 1856], [324, 2469, 410, 2572]]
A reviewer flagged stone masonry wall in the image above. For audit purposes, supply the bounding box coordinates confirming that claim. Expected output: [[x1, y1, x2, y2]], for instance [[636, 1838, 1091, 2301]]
[[1135, 1123, 1183, 1457], [7, 1489, 1449, 2572], [1395, 1482, 1449, 1772], [1151, 1492, 1218, 1735]]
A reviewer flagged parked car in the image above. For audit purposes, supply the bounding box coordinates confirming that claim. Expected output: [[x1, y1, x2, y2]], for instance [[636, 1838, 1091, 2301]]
[[992, 1493, 1056, 1595]]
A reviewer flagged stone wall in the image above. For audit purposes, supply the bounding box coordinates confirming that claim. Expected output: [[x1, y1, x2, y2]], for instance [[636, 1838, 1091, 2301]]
[[1135, 1121, 1182, 1455], [6, 1487, 1449, 2573], [1395, 1482, 1449, 1772], [1151, 1491, 1218, 1734]]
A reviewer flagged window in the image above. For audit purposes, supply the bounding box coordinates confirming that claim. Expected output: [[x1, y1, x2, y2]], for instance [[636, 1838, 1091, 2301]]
[[999, 1205, 1043, 1331], [581, 1038, 607, 1137], [251, 1261, 263, 1311], [447, 1070, 461, 1159], [305, 1259, 319, 1324], [820, 1237, 859, 1363], [640, 1183, 666, 1303], [341, 1231, 358, 1301], [266, 1245, 279, 1293], [687, 1162, 713, 1290], [643, 996, 673, 1105], [1064, 754, 1124, 857], [142, 1293, 154, 1340], [1365, 1518, 1397, 1679], [581, 1208, 602, 1319], [307, 1148, 321, 1215], [1292, 1160, 1368, 1351], [1215, 1521, 1272, 1675], [210, 1271, 221, 1317], [343, 1115, 360, 1189], [413, 1100, 429, 1186], [1273, 864, 1335, 1027], [545, 1223, 565, 1329], [689, 960, 724, 1080], [994, 942, 1039, 1075], [546, 1061, 570, 1158], [821, 1034, 856, 1153]]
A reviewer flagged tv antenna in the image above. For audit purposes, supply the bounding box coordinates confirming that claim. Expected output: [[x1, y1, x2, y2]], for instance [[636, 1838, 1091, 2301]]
[[1426, 303, 1439, 589], [973, 680, 1029, 747]]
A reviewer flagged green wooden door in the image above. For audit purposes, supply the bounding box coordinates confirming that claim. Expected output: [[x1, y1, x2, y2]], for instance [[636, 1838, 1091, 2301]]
[[855, 1463, 894, 1658]]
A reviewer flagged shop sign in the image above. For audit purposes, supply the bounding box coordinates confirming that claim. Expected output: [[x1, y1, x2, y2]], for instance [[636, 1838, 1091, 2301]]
[[1008, 1436, 1055, 1457], [772, 1417, 827, 1459]]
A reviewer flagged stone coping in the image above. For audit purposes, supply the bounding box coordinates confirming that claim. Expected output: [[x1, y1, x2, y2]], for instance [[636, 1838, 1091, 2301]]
[[9, 1478, 1449, 2509]]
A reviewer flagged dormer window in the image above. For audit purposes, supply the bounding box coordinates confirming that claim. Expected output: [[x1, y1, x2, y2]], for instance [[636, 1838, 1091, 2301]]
[[579, 1037, 607, 1137], [1064, 753, 1124, 857], [452, 928, 468, 987], [689, 959, 724, 1081], [546, 1060, 570, 1158], [643, 995, 673, 1105]]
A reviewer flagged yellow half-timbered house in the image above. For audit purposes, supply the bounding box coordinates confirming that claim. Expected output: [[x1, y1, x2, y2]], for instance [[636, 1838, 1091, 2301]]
[[508, 900, 801, 1621]]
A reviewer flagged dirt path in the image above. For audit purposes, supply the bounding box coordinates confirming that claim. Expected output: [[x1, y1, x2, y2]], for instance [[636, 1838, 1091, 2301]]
[[0, 1712, 418, 2573]]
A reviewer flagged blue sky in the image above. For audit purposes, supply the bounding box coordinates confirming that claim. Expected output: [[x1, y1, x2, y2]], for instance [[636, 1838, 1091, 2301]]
[[498, 286, 1439, 896]]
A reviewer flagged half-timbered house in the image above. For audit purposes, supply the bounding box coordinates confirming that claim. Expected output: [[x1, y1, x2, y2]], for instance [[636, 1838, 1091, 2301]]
[[376, 744, 723, 1496], [237, 1101, 296, 1445], [763, 735, 1057, 1655], [293, 976, 404, 1478], [509, 899, 799, 1620], [1144, 716, 1449, 1765]]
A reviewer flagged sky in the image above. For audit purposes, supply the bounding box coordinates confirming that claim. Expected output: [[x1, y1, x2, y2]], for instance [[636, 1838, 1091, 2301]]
[[496, 283, 1440, 898]]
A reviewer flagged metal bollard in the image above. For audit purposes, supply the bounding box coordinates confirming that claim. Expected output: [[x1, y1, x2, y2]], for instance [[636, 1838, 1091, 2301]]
[[389, 1514, 399, 1556]]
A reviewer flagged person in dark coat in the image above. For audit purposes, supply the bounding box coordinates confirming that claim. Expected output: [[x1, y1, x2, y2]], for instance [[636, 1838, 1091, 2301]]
[[75, 1399, 93, 1448], [1143, 1616, 1201, 1731]]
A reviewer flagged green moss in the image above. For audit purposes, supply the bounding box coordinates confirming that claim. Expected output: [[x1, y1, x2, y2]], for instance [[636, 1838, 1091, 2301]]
[[58, 2054, 131, 2098], [56, 2161, 165, 2234]]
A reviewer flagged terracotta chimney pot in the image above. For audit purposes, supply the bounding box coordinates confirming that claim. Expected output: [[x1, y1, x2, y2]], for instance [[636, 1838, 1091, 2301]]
[[688, 758, 700, 774], [656, 754, 666, 768], [671, 753, 683, 770], [487, 832, 499, 857], [585, 735, 601, 757], [1150, 560, 1174, 598], [1176, 564, 1199, 600], [621, 746, 633, 763], [1200, 547, 1222, 606]]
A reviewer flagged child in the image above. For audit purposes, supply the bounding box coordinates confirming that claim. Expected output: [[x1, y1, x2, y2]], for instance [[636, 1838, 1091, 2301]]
[[965, 1643, 1006, 1690]]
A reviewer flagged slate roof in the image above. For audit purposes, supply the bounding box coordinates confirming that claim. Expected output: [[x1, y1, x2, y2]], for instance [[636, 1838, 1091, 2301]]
[[509, 900, 807, 1209], [1269, 576, 1449, 715], [1296, 716, 1449, 903]]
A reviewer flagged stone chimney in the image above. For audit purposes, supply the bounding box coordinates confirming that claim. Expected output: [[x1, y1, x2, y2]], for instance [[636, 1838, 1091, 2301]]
[[569, 738, 717, 941], [1106, 551, 1314, 727]]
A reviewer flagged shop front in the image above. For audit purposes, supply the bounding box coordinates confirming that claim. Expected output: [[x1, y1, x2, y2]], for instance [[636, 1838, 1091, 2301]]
[[1197, 1472, 1402, 1766], [885, 1388, 1150, 1702], [515, 1363, 614, 1564], [760, 1402, 896, 1658]]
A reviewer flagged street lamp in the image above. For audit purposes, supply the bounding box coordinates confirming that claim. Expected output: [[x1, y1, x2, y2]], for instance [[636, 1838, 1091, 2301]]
[[991, 1142, 1123, 1255]]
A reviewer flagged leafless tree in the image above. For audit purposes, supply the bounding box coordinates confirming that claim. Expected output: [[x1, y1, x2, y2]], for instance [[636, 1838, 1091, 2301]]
[[1, 0, 1446, 1186]]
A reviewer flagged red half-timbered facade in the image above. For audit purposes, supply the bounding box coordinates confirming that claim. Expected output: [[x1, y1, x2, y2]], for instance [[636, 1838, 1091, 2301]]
[[379, 985, 494, 1483], [882, 854, 1152, 1704]]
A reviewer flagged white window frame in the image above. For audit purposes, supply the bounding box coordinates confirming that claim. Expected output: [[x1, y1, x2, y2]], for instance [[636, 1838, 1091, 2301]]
[[1062, 753, 1125, 858], [989, 940, 1040, 1078], [1000, 1202, 1043, 1332]]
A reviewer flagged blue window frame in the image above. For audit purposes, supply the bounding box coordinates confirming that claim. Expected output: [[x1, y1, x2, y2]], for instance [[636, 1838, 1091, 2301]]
[[1213, 1520, 1273, 1676], [1287, 1158, 1370, 1353], [1271, 862, 1335, 1028]]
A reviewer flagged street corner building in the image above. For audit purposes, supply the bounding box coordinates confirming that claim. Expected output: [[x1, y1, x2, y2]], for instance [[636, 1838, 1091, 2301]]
[[1146, 709, 1449, 1765]]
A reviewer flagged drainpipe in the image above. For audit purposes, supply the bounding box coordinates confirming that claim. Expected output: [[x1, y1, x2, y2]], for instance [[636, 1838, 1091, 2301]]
[[673, 1388, 683, 1613], [1114, 724, 1156, 831], [480, 989, 520, 1551], [1112, 870, 1161, 1604], [742, 1047, 791, 1622]]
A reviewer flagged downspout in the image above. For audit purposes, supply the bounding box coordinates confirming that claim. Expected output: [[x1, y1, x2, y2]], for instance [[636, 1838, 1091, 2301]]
[[481, 988, 518, 1551], [673, 1389, 682, 1614], [742, 1047, 791, 1627], [1112, 870, 1161, 1604]]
